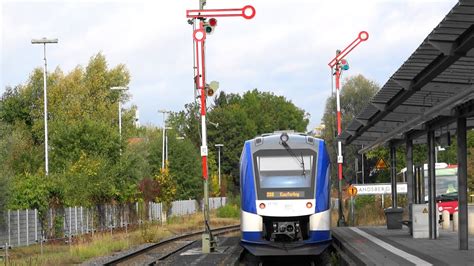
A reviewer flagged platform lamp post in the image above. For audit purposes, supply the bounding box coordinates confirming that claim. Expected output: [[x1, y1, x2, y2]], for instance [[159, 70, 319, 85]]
[[328, 31, 369, 226], [110, 86, 129, 155], [31, 37, 58, 176], [158, 109, 171, 171]]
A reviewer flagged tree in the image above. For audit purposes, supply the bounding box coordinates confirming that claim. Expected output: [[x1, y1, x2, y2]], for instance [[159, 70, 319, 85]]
[[155, 167, 177, 214], [8, 172, 61, 216], [321, 75, 379, 185], [139, 178, 160, 203], [167, 130, 202, 200], [0, 122, 12, 219], [1, 53, 133, 211], [64, 152, 114, 207]]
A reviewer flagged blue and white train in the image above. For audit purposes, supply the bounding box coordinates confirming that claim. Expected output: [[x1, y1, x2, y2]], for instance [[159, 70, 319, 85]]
[[240, 132, 331, 256]]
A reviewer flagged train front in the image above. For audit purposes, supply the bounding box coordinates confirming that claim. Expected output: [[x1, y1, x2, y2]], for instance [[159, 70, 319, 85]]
[[240, 132, 331, 256]]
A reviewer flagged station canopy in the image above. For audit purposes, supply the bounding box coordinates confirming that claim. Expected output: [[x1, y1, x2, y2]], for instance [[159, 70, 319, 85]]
[[340, 0, 474, 153]]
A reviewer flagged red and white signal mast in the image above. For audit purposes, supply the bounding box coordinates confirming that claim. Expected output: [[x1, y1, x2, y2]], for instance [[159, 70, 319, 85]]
[[186, 1, 255, 253], [327, 31, 368, 226]]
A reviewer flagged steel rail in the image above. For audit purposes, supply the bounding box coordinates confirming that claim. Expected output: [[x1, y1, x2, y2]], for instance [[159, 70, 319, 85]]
[[104, 224, 240, 265]]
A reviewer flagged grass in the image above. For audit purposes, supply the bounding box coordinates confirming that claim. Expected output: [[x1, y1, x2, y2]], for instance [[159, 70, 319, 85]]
[[216, 204, 240, 218], [5, 211, 239, 265], [331, 195, 388, 227]]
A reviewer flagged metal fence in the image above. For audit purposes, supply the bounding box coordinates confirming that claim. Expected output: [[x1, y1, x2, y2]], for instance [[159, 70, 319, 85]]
[[0, 197, 226, 248], [0, 210, 42, 248]]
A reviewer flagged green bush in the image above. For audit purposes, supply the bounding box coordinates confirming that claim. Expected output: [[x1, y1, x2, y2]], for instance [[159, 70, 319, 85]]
[[54, 215, 64, 237], [355, 195, 375, 210], [226, 194, 241, 208], [216, 204, 239, 218]]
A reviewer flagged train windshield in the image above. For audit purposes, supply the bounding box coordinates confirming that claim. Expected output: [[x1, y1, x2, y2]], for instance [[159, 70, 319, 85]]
[[257, 155, 314, 189], [424, 168, 458, 196]]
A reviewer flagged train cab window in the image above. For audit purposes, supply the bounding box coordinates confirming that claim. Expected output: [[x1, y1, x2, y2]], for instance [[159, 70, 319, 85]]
[[257, 155, 313, 189], [253, 149, 317, 200]]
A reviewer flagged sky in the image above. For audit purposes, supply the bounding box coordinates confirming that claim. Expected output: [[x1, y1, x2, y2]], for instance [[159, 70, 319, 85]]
[[1, 0, 458, 130]]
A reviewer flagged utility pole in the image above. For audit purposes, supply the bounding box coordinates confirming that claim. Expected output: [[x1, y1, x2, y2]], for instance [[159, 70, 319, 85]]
[[361, 145, 365, 184], [165, 127, 172, 166], [328, 31, 369, 226], [158, 109, 170, 170], [186, 2, 255, 253], [111, 86, 129, 155], [31, 37, 58, 176], [215, 144, 224, 189]]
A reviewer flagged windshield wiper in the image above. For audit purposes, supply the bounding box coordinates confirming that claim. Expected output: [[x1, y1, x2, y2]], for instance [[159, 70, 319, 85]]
[[281, 142, 306, 177], [301, 152, 306, 177]]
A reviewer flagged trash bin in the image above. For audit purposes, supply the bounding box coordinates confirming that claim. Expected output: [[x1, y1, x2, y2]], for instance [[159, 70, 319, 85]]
[[384, 207, 403, 229]]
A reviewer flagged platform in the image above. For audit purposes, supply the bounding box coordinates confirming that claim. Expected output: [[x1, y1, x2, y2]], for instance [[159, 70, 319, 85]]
[[332, 226, 474, 265], [157, 235, 242, 265]]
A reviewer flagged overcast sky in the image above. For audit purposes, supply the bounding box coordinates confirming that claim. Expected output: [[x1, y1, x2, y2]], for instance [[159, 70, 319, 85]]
[[1, 0, 457, 130]]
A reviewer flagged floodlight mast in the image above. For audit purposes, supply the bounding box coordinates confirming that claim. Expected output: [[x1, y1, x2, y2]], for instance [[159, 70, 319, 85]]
[[327, 31, 368, 227], [186, 1, 255, 253]]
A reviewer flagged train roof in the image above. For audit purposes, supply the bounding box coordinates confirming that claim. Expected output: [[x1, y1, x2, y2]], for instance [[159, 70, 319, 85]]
[[256, 131, 324, 142], [244, 131, 325, 148], [399, 163, 458, 173]]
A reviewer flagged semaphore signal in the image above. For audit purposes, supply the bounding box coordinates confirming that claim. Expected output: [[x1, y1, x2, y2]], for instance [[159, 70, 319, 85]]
[[186, 1, 255, 253]]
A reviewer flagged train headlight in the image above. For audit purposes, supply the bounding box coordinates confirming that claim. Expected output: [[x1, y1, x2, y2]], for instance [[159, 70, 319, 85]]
[[306, 202, 313, 208], [259, 203, 266, 209], [280, 133, 289, 143]]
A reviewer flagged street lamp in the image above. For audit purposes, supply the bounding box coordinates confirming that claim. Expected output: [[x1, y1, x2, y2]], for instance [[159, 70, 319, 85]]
[[158, 109, 171, 170], [215, 144, 224, 189], [110, 86, 129, 154], [31, 37, 58, 176]]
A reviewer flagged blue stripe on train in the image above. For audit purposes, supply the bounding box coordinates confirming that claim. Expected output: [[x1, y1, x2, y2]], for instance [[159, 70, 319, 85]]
[[242, 231, 330, 243], [316, 140, 330, 212], [241, 141, 257, 214], [242, 231, 262, 242], [307, 230, 331, 242]]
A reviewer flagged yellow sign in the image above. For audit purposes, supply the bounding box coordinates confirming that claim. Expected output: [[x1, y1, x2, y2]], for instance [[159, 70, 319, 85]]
[[422, 208, 428, 214], [375, 158, 388, 170], [348, 185, 358, 196], [279, 192, 301, 198], [266, 191, 303, 198]]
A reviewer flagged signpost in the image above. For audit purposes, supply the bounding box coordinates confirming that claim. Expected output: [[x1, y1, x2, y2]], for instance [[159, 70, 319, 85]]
[[186, 1, 255, 253], [348, 185, 357, 225], [348, 185, 358, 197]]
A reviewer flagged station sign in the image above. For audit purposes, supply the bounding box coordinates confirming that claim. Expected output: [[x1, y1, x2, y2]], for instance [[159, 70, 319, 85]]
[[353, 183, 407, 195]]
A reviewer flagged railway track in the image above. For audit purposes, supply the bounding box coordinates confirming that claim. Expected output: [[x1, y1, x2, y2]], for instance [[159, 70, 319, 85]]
[[104, 224, 240, 266]]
